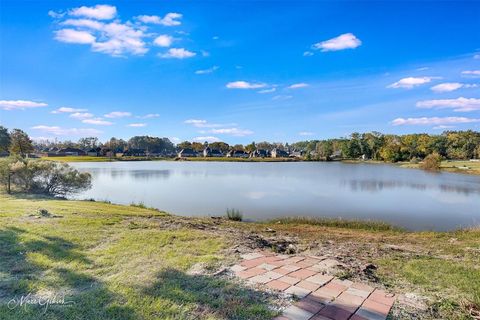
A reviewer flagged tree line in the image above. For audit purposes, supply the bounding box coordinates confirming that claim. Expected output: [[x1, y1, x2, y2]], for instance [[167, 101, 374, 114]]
[[1, 125, 479, 162]]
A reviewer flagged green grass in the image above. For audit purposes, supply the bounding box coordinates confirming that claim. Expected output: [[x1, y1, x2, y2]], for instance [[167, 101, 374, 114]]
[[269, 216, 403, 232], [0, 194, 278, 320], [1, 193, 479, 319]]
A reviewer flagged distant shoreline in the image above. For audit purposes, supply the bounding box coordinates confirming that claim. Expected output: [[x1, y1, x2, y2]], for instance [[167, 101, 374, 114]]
[[40, 156, 480, 175]]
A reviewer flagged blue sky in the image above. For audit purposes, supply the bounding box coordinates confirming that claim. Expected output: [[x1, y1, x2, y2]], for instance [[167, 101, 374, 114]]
[[1, 1, 479, 144]]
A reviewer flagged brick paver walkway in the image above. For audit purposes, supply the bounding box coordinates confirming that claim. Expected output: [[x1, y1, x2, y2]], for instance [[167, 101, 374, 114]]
[[231, 251, 395, 320]]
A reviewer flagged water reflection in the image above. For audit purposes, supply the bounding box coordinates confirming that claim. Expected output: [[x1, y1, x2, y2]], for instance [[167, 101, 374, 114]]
[[343, 179, 480, 195], [71, 161, 480, 231]]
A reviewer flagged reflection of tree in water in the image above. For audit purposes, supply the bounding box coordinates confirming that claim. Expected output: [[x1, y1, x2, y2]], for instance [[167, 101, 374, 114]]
[[87, 169, 171, 180], [343, 180, 480, 195]]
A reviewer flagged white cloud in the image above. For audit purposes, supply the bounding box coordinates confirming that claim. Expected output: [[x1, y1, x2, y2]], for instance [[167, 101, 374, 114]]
[[461, 70, 480, 78], [433, 125, 455, 130], [82, 118, 113, 125], [193, 136, 220, 143], [62, 18, 103, 30], [388, 76, 437, 89], [226, 81, 267, 89], [391, 117, 480, 126], [416, 97, 480, 112], [258, 88, 276, 94], [137, 113, 160, 119], [48, 10, 65, 19], [0, 100, 48, 110], [474, 54, 480, 59], [185, 119, 207, 127], [104, 111, 132, 118], [55, 29, 96, 44], [170, 137, 181, 143], [127, 123, 147, 127], [272, 95, 293, 101], [69, 5, 117, 20], [159, 13, 182, 26], [51, 107, 87, 113], [52, 7, 149, 57], [70, 112, 94, 119], [313, 33, 361, 52], [90, 22, 148, 56], [195, 66, 219, 74], [137, 13, 182, 26], [32, 125, 102, 136], [303, 51, 314, 57], [299, 131, 314, 136], [288, 83, 309, 89], [209, 128, 253, 137], [184, 119, 226, 128], [159, 48, 196, 59], [430, 82, 464, 93], [153, 35, 173, 47]]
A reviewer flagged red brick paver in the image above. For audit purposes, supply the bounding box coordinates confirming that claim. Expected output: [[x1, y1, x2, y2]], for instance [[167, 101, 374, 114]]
[[232, 251, 396, 320]]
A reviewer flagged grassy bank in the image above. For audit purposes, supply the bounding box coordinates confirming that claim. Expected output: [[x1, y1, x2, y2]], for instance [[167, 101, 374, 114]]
[[399, 160, 480, 175], [0, 194, 478, 319]]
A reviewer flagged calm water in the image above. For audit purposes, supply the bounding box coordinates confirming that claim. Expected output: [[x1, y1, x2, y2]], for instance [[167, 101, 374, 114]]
[[70, 161, 480, 231]]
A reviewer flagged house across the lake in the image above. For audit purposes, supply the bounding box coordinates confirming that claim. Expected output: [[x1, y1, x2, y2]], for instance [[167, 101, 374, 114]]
[[271, 148, 289, 158], [122, 149, 147, 157], [226, 150, 249, 158], [58, 147, 87, 156], [250, 149, 269, 158], [178, 148, 198, 157], [203, 147, 224, 157]]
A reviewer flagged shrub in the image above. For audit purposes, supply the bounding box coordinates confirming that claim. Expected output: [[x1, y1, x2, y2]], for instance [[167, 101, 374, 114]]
[[37, 208, 51, 217], [225, 208, 243, 221], [0, 158, 91, 196], [420, 153, 442, 171]]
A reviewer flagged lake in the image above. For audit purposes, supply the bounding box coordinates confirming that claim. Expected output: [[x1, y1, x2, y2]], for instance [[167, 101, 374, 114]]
[[70, 161, 480, 231]]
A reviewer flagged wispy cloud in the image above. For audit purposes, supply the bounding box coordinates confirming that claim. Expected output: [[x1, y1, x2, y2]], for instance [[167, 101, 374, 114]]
[[193, 136, 220, 143], [392, 116, 480, 126], [159, 48, 196, 59], [82, 118, 113, 125], [127, 123, 147, 127], [136, 13, 182, 26], [272, 95, 293, 101], [430, 82, 464, 93], [303, 51, 314, 57], [104, 111, 132, 118], [70, 112, 93, 119], [226, 81, 267, 89], [258, 88, 276, 94], [416, 97, 480, 112], [32, 125, 102, 136], [313, 33, 361, 52], [137, 113, 160, 119], [288, 83, 309, 89], [51, 107, 87, 113], [461, 70, 480, 78], [0, 100, 48, 110], [299, 131, 314, 136], [195, 66, 219, 74], [388, 76, 438, 89], [184, 119, 229, 128], [209, 128, 254, 136]]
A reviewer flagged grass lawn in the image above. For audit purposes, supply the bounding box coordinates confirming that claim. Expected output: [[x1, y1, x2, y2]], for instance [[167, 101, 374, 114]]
[[0, 194, 278, 320], [0, 194, 479, 319]]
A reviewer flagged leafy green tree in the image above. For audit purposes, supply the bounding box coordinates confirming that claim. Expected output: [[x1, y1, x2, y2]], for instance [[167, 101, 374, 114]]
[[244, 142, 256, 153], [209, 142, 230, 152], [9, 129, 33, 157], [0, 126, 11, 152]]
